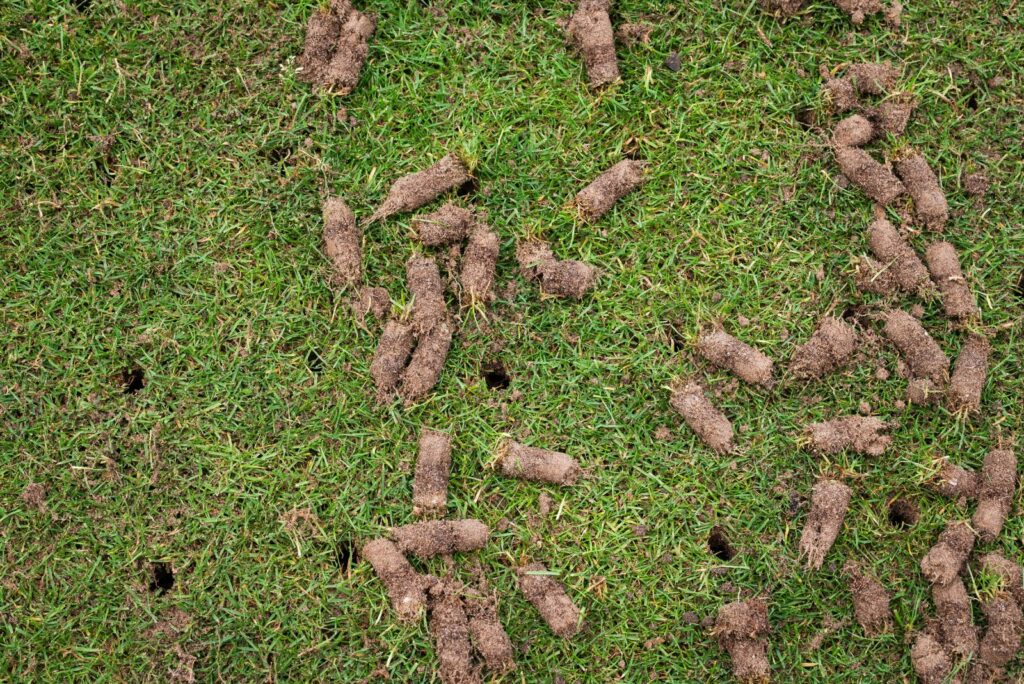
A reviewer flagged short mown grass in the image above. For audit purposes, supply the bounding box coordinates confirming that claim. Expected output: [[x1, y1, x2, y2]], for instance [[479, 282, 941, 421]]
[[2, 0, 1022, 681]]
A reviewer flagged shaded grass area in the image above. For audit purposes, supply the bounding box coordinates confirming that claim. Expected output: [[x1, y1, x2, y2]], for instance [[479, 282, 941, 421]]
[[2, 0, 1023, 680]]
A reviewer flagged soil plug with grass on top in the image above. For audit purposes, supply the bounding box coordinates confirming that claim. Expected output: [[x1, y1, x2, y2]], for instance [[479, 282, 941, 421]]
[[867, 92, 917, 137], [947, 334, 989, 413], [459, 224, 499, 304], [370, 320, 415, 402], [428, 580, 481, 684], [517, 562, 581, 638], [368, 153, 471, 225], [925, 241, 979, 320], [799, 478, 852, 570], [713, 599, 771, 683], [391, 519, 489, 559], [972, 447, 1016, 543], [412, 429, 452, 517], [566, 0, 619, 89], [979, 553, 1024, 608], [413, 203, 475, 247], [867, 217, 931, 295], [572, 159, 647, 221], [895, 152, 949, 231], [296, 0, 376, 95], [669, 381, 735, 454], [788, 316, 856, 381], [697, 328, 774, 387], [920, 520, 975, 586], [843, 560, 893, 636], [322, 196, 361, 287], [362, 538, 434, 622], [803, 416, 891, 456], [496, 441, 580, 485]]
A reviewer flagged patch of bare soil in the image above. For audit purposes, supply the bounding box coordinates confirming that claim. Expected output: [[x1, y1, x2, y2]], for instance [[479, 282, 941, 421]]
[[370, 320, 415, 402], [296, 0, 375, 94], [848, 62, 901, 95], [517, 562, 581, 638], [460, 225, 499, 304], [867, 218, 930, 294], [843, 561, 892, 635], [407, 255, 447, 335], [362, 538, 433, 621], [832, 114, 875, 147], [789, 316, 856, 380], [21, 482, 46, 511], [697, 328, 774, 387], [351, 286, 389, 325], [969, 594, 1023, 680], [399, 320, 453, 405], [566, 0, 619, 89], [835, 146, 905, 205], [804, 416, 891, 456], [882, 309, 950, 384], [925, 241, 979, 319], [497, 441, 580, 485], [947, 334, 989, 413], [464, 589, 516, 675], [368, 154, 471, 225], [895, 153, 949, 231], [391, 519, 489, 559], [573, 159, 647, 221], [669, 381, 735, 454], [932, 460, 978, 501], [920, 520, 975, 586], [980, 553, 1024, 607], [713, 599, 771, 683], [428, 581, 481, 684], [911, 631, 953, 684], [322, 196, 361, 287], [413, 203, 475, 246], [413, 429, 452, 517], [866, 92, 917, 136], [972, 447, 1016, 542], [799, 479, 851, 570], [933, 577, 979, 657]]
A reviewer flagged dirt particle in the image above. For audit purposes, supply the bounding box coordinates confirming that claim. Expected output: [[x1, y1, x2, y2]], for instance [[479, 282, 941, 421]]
[[894, 153, 949, 231], [972, 447, 1016, 543], [847, 62, 901, 95], [390, 519, 489, 559], [881, 309, 949, 385], [460, 224, 499, 304], [296, 1, 376, 95], [517, 562, 581, 638], [149, 562, 174, 595], [669, 381, 735, 454], [413, 203, 475, 246], [322, 196, 361, 287], [911, 631, 953, 684], [931, 460, 978, 501], [481, 361, 510, 390], [21, 483, 47, 512], [920, 520, 975, 586], [834, 146, 905, 205], [843, 561, 892, 636], [497, 441, 580, 485], [427, 581, 480, 684], [789, 317, 856, 381], [713, 599, 771, 683], [708, 527, 736, 561], [947, 334, 989, 413], [370, 320, 415, 402], [964, 171, 990, 198], [887, 498, 918, 528], [799, 479, 851, 570], [804, 416, 891, 456], [464, 589, 516, 675], [867, 92, 917, 137], [925, 241, 979, 320], [566, 0, 619, 89], [831, 0, 884, 24], [867, 218, 930, 295], [573, 159, 648, 222], [616, 22, 653, 46], [933, 577, 979, 657], [832, 115, 875, 148], [413, 429, 452, 517], [368, 154, 471, 225], [697, 329, 774, 387]]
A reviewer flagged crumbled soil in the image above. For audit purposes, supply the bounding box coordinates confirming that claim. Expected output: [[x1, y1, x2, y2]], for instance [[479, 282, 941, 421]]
[[428, 581, 481, 684], [906, 377, 944, 406], [979, 552, 1024, 607], [413, 428, 452, 517], [843, 561, 893, 636], [296, 0, 375, 95], [911, 632, 953, 684], [758, 0, 806, 17], [370, 320, 415, 401], [925, 241, 979, 319], [669, 381, 735, 454], [407, 255, 448, 335], [539, 259, 597, 299], [464, 589, 516, 674], [713, 599, 771, 683], [867, 92, 917, 136], [799, 479, 851, 570], [933, 577, 979, 657], [932, 461, 978, 501], [497, 441, 580, 485], [947, 334, 989, 413], [362, 538, 434, 621], [368, 153, 471, 224], [566, 0, 619, 89], [788, 316, 856, 380], [517, 562, 581, 638], [413, 203, 475, 247], [351, 286, 389, 325], [867, 218, 930, 294], [391, 519, 489, 559], [847, 62, 901, 95], [823, 77, 858, 113], [804, 416, 891, 456], [515, 240, 556, 282], [921, 520, 975, 586], [834, 146, 906, 205], [832, 0, 883, 24], [573, 159, 647, 221], [854, 255, 899, 295], [322, 196, 361, 287], [460, 225, 499, 304], [964, 171, 990, 198], [975, 594, 1023, 670], [895, 153, 949, 231], [973, 447, 1016, 543], [21, 482, 46, 511], [697, 329, 774, 387], [832, 114, 875, 147], [882, 309, 950, 384], [615, 22, 653, 46]]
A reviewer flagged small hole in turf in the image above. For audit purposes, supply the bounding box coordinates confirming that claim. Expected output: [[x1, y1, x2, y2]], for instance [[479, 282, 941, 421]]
[[266, 146, 292, 167], [306, 349, 324, 375], [72, 0, 91, 10], [665, 322, 685, 352], [888, 498, 919, 528], [796, 108, 816, 131], [481, 361, 510, 390], [335, 540, 355, 570], [967, 94, 978, 110], [456, 178, 479, 197], [708, 527, 735, 561], [122, 368, 145, 394], [1014, 268, 1024, 301], [149, 562, 174, 595]]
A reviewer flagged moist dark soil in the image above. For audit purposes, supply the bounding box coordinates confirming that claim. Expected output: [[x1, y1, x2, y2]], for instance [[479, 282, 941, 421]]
[[895, 153, 949, 232], [669, 381, 735, 454], [832, 115, 875, 147], [824, 77, 858, 113], [832, 0, 884, 24], [566, 0, 619, 89], [460, 225, 500, 304], [932, 461, 978, 501], [947, 334, 989, 413], [979, 553, 1024, 607], [799, 479, 851, 570], [911, 632, 953, 684], [428, 581, 481, 684], [352, 286, 389, 325], [391, 519, 489, 559], [413, 203, 475, 246], [975, 594, 1023, 670], [413, 429, 452, 517], [932, 577, 979, 657], [920, 520, 975, 586], [370, 320, 415, 402], [835, 146, 906, 205], [697, 329, 774, 387], [847, 62, 901, 95], [854, 255, 900, 295], [368, 154, 471, 224], [464, 589, 517, 674], [973, 448, 1016, 543], [399, 320, 452, 404], [407, 255, 448, 335], [804, 416, 891, 456], [322, 196, 361, 287], [539, 259, 597, 299], [497, 441, 580, 485], [296, 0, 375, 94], [362, 538, 433, 622], [882, 309, 950, 384], [788, 317, 856, 380], [867, 218, 930, 295], [573, 159, 647, 221], [867, 92, 917, 136], [517, 562, 581, 638], [925, 241, 979, 319], [713, 599, 771, 683], [843, 561, 893, 636]]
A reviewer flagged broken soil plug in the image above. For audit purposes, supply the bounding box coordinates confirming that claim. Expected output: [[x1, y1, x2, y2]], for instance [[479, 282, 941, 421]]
[[390, 519, 489, 559], [428, 580, 481, 684], [911, 631, 953, 684], [464, 589, 516, 675], [669, 382, 735, 454], [517, 562, 582, 638], [867, 217, 930, 295], [832, 114, 875, 148], [843, 560, 893, 636], [799, 478, 851, 570], [713, 599, 771, 683], [932, 576, 978, 657], [895, 152, 949, 231], [497, 441, 580, 485], [925, 241, 979, 320], [368, 153, 471, 225], [412, 428, 452, 517], [697, 328, 774, 387], [362, 538, 433, 622], [972, 447, 1016, 543], [296, 0, 375, 95], [413, 203, 475, 247], [803, 416, 891, 457], [407, 255, 447, 335], [370, 320, 415, 402], [931, 460, 978, 501], [920, 520, 975, 586], [460, 224, 500, 304], [967, 593, 1023, 682], [399, 319, 453, 405], [881, 309, 950, 385], [835, 146, 905, 206], [847, 62, 901, 95]]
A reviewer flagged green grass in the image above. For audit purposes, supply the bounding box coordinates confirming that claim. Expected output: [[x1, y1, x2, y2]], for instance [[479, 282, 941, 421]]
[[2, 0, 1023, 681]]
